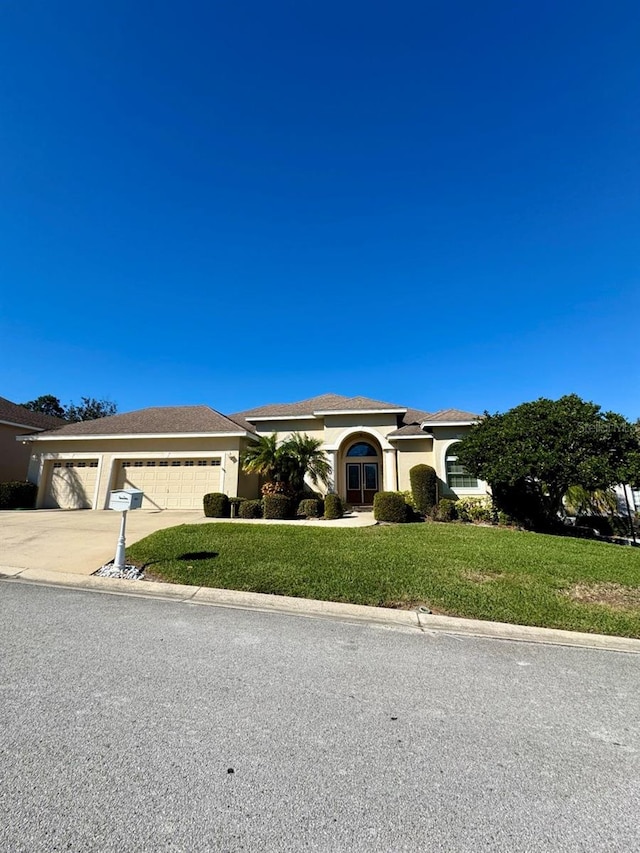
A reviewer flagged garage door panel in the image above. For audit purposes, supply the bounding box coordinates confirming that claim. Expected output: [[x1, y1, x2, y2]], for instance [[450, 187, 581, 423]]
[[116, 459, 221, 510], [45, 460, 99, 509]]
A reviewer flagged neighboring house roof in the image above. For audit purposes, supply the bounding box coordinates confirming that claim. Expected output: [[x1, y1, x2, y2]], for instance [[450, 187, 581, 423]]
[[0, 396, 66, 431], [29, 406, 254, 438], [234, 393, 407, 420]]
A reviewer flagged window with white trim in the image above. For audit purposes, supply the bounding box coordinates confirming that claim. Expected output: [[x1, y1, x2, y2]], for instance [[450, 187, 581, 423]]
[[446, 445, 478, 489]]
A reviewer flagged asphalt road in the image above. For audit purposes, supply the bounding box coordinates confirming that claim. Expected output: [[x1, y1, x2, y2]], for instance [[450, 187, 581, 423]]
[[1, 583, 638, 852]]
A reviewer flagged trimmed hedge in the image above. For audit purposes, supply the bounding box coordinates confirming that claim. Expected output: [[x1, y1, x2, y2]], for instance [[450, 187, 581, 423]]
[[409, 464, 437, 515], [323, 493, 343, 520], [298, 498, 323, 518], [263, 493, 294, 519], [239, 499, 263, 519], [203, 492, 230, 518], [431, 498, 457, 522], [373, 491, 408, 523], [0, 481, 38, 510]]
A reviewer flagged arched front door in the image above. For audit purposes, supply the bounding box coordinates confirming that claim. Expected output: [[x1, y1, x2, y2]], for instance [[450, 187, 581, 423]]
[[345, 441, 380, 505]]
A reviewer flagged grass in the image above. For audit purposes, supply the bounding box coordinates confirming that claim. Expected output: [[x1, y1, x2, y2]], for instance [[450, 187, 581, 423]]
[[127, 521, 640, 638]]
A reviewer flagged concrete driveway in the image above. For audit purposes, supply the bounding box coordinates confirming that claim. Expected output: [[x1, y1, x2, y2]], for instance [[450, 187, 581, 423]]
[[0, 509, 376, 577], [0, 509, 204, 576]]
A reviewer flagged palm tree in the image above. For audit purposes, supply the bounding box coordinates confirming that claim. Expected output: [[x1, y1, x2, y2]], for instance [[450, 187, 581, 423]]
[[280, 433, 331, 495], [240, 434, 283, 484], [240, 432, 331, 496]]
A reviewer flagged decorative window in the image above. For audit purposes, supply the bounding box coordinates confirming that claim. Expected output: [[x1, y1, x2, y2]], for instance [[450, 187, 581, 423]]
[[159, 461, 169, 467], [346, 442, 378, 457], [184, 460, 194, 467], [122, 462, 131, 468], [65, 462, 74, 468], [133, 461, 143, 467], [446, 445, 478, 489], [53, 462, 61, 468], [211, 459, 221, 466], [89, 461, 98, 468], [197, 460, 207, 466], [171, 461, 181, 467], [146, 461, 156, 467], [77, 462, 87, 468]]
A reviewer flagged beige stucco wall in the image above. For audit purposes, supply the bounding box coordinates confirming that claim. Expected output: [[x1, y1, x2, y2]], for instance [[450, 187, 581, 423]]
[[0, 424, 33, 482], [27, 435, 248, 509], [395, 439, 436, 492], [254, 418, 324, 442]]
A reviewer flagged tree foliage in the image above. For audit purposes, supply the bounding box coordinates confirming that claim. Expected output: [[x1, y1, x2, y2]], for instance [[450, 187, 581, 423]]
[[20, 395, 66, 419], [20, 395, 117, 423], [456, 394, 640, 531]]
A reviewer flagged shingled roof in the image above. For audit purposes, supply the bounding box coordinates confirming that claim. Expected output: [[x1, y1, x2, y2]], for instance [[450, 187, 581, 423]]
[[421, 408, 480, 424], [31, 406, 254, 438], [0, 396, 66, 431], [234, 393, 406, 420]]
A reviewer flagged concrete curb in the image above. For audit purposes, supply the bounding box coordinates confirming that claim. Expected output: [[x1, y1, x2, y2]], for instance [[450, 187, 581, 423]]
[[2, 568, 639, 654]]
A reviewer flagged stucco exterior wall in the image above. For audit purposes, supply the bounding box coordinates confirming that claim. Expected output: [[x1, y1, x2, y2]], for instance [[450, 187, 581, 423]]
[[27, 435, 247, 509], [322, 413, 398, 446], [0, 424, 33, 482], [254, 418, 324, 442], [395, 439, 435, 492]]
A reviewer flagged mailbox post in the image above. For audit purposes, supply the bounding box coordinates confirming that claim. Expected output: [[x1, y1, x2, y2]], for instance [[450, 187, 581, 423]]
[[108, 489, 143, 571]]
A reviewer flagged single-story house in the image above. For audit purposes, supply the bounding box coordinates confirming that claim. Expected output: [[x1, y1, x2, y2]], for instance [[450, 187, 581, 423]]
[[0, 396, 66, 483], [19, 393, 486, 510]]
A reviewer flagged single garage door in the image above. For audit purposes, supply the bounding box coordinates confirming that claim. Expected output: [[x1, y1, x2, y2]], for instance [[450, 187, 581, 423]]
[[45, 460, 99, 509], [116, 459, 222, 510]]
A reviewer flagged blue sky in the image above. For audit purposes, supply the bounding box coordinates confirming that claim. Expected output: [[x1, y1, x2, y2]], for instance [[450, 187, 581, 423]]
[[1, 1, 638, 419]]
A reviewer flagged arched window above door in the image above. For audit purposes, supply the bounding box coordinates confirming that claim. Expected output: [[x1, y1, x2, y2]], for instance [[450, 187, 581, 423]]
[[346, 442, 378, 457]]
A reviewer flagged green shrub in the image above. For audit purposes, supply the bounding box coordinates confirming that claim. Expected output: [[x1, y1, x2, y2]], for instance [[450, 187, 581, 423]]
[[239, 499, 263, 519], [298, 498, 323, 518], [0, 481, 37, 510], [496, 510, 515, 527], [229, 497, 247, 517], [263, 493, 294, 519], [374, 491, 409, 523], [455, 496, 493, 524], [324, 493, 343, 520], [409, 464, 437, 515], [203, 492, 230, 518], [431, 498, 457, 522]]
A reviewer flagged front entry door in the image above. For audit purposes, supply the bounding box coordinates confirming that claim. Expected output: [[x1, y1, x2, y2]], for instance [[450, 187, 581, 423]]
[[346, 462, 379, 505]]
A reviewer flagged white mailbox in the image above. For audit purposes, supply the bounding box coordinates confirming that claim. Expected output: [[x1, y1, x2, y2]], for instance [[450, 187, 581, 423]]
[[108, 489, 144, 511]]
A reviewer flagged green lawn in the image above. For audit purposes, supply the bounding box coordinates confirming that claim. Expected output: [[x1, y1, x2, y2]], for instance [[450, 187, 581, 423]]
[[127, 522, 640, 637]]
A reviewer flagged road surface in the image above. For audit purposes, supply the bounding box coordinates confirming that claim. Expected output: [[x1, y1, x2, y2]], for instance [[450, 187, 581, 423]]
[[1, 581, 638, 851]]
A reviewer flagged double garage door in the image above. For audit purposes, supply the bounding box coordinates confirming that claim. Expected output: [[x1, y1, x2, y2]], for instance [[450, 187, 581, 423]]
[[116, 459, 221, 510], [44, 457, 222, 510]]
